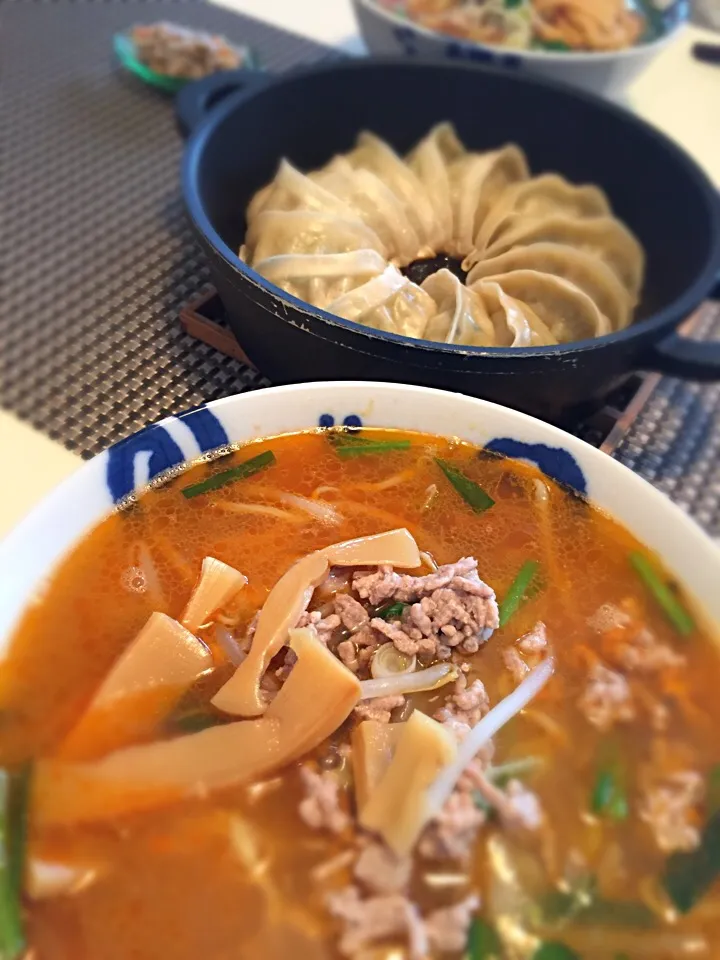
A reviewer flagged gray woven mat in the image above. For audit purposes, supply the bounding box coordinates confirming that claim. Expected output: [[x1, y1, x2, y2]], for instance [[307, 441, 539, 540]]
[[1, 0, 720, 536], [614, 303, 720, 534], [0, 0, 330, 448]]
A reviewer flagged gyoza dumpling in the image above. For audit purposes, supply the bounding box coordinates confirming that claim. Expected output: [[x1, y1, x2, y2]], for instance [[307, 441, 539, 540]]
[[449, 144, 529, 256], [474, 281, 558, 347], [253, 249, 387, 310], [246, 159, 354, 224], [406, 123, 463, 253], [421, 269, 496, 346], [475, 269, 611, 342], [346, 132, 443, 253], [470, 173, 611, 256], [467, 242, 632, 330], [312, 157, 424, 265], [481, 214, 644, 302], [327, 265, 436, 338], [411, 124, 528, 256], [247, 210, 388, 263]]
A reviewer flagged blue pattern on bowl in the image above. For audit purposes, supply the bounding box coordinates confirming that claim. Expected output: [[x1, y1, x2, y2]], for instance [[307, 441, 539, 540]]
[[106, 406, 229, 504], [445, 40, 521, 69], [484, 438, 587, 495], [393, 25, 521, 67], [106, 407, 587, 504], [393, 25, 420, 56], [318, 414, 364, 429]]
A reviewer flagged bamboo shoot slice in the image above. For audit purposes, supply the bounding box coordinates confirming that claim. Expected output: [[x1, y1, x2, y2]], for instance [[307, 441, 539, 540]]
[[58, 613, 212, 761], [212, 528, 420, 717], [352, 720, 404, 814], [34, 629, 360, 826], [360, 710, 456, 856], [181, 556, 248, 633]]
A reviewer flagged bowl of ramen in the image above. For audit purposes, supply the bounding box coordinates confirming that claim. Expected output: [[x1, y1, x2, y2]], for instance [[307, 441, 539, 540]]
[[177, 58, 720, 423], [1, 380, 719, 959], [353, 0, 689, 96]]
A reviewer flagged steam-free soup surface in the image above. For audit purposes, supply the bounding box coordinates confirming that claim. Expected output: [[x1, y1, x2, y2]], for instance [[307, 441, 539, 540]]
[[1, 428, 718, 960]]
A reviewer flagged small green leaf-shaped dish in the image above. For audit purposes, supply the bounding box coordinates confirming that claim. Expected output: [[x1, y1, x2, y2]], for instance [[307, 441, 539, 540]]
[[113, 30, 256, 94]]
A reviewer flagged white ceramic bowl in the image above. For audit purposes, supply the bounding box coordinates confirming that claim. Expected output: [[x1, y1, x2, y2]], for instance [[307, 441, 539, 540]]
[[1, 382, 718, 647], [352, 0, 688, 98]]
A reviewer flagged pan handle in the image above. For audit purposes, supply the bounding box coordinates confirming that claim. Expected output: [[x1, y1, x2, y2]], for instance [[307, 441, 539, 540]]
[[176, 69, 272, 138], [642, 276, 720, 380], [644, 335, 720, 380]]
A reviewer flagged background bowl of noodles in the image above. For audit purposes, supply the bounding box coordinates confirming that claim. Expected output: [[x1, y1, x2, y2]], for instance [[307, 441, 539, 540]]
[[352, 0, 688, 96]]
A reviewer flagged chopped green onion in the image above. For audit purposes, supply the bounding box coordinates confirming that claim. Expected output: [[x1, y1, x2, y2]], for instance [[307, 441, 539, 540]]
[[533, 943, 580, 960], [591, 768, 629, 821], [467, 917, 502, 959], [375, 601, 407, 621], [0, 766, 30, 960], [550, 895, 654, 928], [537, 39, 572, 51], [168, 708, 227, 734], [471, 758, 542, 815], [541, 876, 656, 930], [181, 450, 276, 499], [486, 756, 542, 787], [332, 434, 411, 457], [707, 764, 720, 817], [435, 459, 495, 514], [539, 873, 596, 926], [664, 808, 720, 913], [471, 791, 493, 815], [498, 560, 540, 627], [629, 552, 694, 637]]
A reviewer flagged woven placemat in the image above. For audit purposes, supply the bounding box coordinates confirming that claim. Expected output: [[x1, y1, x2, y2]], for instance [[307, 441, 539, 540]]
[[614, 302, 720, 533], [0, 0, 330, 449], [1, 0, 720, 535]]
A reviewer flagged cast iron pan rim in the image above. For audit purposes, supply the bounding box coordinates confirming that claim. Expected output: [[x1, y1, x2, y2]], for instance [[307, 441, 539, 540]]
[[183, 56, 720, 361]]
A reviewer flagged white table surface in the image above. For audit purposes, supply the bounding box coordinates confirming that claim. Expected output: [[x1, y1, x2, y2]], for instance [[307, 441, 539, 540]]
[[2, 3, 719, 539]]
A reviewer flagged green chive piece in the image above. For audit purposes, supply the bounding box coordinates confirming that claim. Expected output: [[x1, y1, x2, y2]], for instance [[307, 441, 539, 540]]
[[172, 710, 225, 734], [467, 917, 502, 959], [664, 808, 720, 913], [471, 791, 493, 815], [486, 756, 542, 787], [375, 602, 407, 621], [330, 434, 411, 457], [533, 943, 580, 960], [498, 560, 540, 627], [0, 766, 30, 960], [707, 765, 720, 817], [181, 450, 276, 499], [470, 758, 543, 816], [540, 884, 656, 929], [591, 768, 629, 821], [335, 441, 411, 457], [537, 39, 572, 51], [435, 459, 495, 514], [629, 552, 694, 637], [582, 900, 654, 928]]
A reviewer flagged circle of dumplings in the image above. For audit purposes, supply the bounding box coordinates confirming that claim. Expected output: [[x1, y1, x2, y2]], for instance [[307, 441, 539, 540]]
[[243, 124, 645, 348]]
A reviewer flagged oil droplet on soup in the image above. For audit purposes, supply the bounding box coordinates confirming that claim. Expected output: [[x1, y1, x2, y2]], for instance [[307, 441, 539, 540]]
[[1, 428, 718, 960]]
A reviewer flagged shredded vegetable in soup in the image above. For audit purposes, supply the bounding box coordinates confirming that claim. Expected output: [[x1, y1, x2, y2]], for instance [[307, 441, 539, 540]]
[[1, 428, 718, 960], [396, 0, 648, 53]]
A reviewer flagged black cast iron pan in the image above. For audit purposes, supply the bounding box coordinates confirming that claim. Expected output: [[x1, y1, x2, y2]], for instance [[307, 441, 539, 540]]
[[177, 58, 720, 423]]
